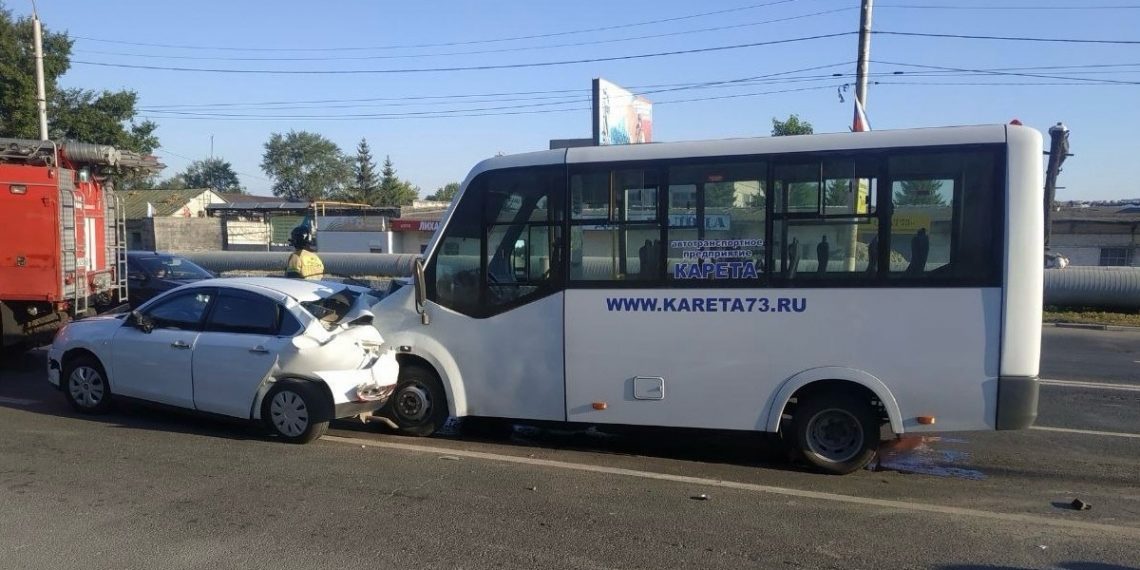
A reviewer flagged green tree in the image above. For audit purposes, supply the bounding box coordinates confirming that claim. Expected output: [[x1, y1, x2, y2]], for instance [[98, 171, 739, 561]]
[[180, 157, 242, 193], [0, 8, 157, 153], [825, 178, 851, 209], [426, 181, 460, 202], [49, 89, 158, 153], [376, 155, 418, 207], [0, 5, 71, 138], [340, 138, 380, 204], [260, 131, 351, 202], [771, 115, 816, 208], [770, 114, 814, 137], [893, 179, 947, 206]]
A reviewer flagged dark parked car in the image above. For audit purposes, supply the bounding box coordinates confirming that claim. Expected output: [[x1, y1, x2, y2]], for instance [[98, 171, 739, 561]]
[[126, 252, 214, 308]]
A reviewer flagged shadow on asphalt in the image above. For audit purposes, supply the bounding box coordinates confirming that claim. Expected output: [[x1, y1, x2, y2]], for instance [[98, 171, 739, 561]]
[[334, 416, 809, 473], [4, 347, 975, 477], [1, 347, 269, 443], [3, 346, 807, 471]]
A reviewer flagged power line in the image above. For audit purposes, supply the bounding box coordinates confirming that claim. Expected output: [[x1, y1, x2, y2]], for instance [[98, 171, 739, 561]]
[[140, 84, 841, 122], [74, 9, 853, 62], [140, 68, 859, 118], [71, 32, 855, 74], [71, 0, 808, 53], [877, 80, 1140, 85], [876, 30, 1140, 45], [135, 61, 1139, 111], [138, 63, 854, 112], [875, 60, 1140, 84], [139, 72, 1139, 123], [157, 147, 270, 181], [877, 3, 1140, 10]]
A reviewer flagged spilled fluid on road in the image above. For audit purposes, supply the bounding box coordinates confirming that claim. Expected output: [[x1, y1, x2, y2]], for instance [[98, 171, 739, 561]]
[[871, 436, 986, 480]]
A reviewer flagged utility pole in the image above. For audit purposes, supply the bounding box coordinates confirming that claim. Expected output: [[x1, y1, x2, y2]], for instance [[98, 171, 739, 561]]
[[1043, 122, 1071, 247], [210, 135, 214, 159], [853, 0, 873, 130], [31, 4, 49, 141]]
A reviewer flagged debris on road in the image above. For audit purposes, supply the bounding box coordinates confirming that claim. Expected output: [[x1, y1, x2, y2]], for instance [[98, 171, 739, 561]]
[[439, 455, 461, 461], [1070, 499, 1092, 511], [690, 494, 710, 501]]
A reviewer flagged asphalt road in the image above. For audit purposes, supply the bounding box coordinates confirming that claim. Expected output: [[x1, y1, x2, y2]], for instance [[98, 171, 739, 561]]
[[1, 326, 1137, 570]]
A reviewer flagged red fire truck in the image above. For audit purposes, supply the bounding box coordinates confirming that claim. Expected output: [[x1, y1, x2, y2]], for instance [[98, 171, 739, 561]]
[[1, 138, 163, 351]]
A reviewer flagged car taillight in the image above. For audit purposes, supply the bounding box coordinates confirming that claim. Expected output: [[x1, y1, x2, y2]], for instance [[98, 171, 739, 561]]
[[352, 383, 394, 403]]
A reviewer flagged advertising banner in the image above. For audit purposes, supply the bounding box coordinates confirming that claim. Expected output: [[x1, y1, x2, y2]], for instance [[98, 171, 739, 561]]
[[593, 78, 653, 146]]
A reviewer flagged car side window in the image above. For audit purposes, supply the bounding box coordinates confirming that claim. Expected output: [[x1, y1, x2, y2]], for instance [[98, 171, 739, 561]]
[[145, 290, 215, 330], [205, 290, 281, 336], [278, 310, 304, 337]]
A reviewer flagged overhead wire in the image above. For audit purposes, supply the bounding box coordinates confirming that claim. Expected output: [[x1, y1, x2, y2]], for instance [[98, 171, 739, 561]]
[[72, 32, 855, 75], [157, 147, 271, 181], [877, 3, 1140, 10], [141, 84, 844, 122], [74, 8, 854, 62], [876, 30, 1140, 45], [138, 62, 854, 112], [70, 0, 808, 53], [135, 61, 1140, 112], [874, 60, 1140, 85]]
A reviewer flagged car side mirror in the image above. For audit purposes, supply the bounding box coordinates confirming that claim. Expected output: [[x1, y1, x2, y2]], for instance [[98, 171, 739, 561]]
[[128, 310, 154, 333], [413, 257, 429, 326]]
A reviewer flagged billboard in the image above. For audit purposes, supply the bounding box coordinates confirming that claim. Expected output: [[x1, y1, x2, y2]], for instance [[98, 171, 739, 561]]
[[593, 78, 653, 146]]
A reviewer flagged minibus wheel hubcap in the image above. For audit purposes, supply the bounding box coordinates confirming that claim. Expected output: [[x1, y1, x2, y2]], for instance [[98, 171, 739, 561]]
[[806, 408, 863, 463], [396, 385, 430, 422]]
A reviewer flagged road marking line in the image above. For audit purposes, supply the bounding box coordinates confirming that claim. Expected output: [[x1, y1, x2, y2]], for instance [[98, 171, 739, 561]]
[[0, 397, 40, 406], [1040, 378, 1140, 392], [322, 434, 1140, 539], [1031, 426, 1140, 440]]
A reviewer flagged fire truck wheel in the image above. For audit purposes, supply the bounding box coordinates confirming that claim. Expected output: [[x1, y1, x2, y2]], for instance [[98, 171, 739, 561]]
[[63, 355, 113, 414]]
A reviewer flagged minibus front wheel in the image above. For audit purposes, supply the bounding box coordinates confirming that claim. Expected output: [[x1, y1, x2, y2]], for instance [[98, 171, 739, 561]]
[[382, 364, 449, 437]]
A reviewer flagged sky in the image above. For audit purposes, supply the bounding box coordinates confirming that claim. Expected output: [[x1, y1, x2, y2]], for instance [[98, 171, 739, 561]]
[[12, 0, 1140, 201]]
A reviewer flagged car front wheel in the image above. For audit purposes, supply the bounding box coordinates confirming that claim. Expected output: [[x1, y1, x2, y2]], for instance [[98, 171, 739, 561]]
[[63, 355, 113, 414]]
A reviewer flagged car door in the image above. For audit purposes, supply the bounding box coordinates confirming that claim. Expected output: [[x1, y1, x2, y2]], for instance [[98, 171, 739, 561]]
[[111, 288, 216, 408], [192, 288, 296, 418], [126, 258, 154, 308]]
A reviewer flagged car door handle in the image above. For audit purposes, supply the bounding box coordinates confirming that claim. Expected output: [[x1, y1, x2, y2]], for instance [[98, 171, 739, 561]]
[[170, 341, 191, 349], [249, 346, 270, 354]]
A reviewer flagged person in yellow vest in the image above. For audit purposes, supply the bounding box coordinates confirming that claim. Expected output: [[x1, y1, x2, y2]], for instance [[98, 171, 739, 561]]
[[285, 224, 325, 280]]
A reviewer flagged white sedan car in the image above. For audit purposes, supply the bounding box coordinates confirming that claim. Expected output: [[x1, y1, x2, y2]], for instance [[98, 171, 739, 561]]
[[47, 278, 399, 443]]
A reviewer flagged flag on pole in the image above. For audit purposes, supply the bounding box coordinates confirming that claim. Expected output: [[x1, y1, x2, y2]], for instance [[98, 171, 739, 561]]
[[852, 98, 871, 132]]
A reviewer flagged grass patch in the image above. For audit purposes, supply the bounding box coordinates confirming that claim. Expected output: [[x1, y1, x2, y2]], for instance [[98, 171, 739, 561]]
[[1043, 306, 1140, 328]]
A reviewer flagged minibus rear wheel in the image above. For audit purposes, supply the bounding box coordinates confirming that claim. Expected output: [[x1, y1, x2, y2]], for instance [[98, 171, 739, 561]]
[[791, 392, 880, 475]]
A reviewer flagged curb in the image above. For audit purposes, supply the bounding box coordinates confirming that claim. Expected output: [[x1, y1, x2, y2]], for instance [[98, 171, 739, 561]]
[[1045, 322, 1140, 332]]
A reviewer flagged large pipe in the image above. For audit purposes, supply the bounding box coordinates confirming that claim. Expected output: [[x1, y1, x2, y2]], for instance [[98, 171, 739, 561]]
[[183, 251, 420, 279], [1044, 267, 1140, 310], [184, 252, 1140, 310]]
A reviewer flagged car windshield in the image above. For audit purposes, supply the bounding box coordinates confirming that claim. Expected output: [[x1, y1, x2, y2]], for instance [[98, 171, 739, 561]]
[[300, 288, 362, 329], [136, 256, 213, 280]]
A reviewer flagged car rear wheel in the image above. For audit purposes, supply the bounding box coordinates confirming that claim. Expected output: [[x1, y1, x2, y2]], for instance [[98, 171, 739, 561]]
[[262, 381, 329, 444], [381, 365, 448, 437], [63, 355, 113, 414]]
